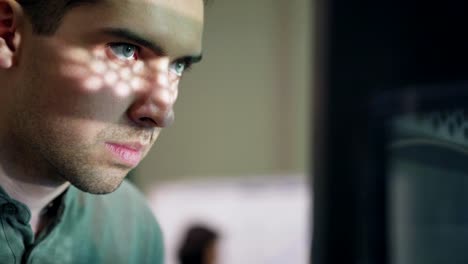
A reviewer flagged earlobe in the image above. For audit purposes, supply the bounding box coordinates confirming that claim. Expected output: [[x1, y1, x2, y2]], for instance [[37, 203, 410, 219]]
[[0, 0, 22, 69]]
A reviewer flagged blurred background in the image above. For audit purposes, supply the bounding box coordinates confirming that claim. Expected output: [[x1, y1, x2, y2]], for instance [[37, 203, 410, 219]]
[[131, 0, 312, 263]]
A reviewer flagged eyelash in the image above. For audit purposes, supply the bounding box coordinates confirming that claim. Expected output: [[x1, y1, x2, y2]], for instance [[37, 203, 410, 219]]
[[107, 42, 194, 76], [179, 58, 194, 73], [107, 42, 141, 61]]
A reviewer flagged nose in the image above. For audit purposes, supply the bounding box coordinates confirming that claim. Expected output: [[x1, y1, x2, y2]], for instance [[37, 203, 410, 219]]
[[126, 58, 178, 128]]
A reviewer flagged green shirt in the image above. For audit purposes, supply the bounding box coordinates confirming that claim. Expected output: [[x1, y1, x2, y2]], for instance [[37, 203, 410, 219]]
[[0, 180, 164, 264]]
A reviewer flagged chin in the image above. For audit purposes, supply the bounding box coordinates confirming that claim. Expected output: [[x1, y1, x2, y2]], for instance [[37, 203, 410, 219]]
[[63, 169, 128, 195]]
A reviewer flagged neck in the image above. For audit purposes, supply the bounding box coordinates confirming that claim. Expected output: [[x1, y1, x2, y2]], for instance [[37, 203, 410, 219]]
[[0, 134, 70, 235], [0, 171, 69, 212], [0, 169, 70, 235]]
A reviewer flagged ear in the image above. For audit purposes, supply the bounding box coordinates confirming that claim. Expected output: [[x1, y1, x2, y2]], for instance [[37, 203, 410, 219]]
[[0, 0, 23, 68]]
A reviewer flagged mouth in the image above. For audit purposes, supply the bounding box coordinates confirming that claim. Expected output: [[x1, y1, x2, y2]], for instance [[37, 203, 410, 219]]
[[105, 142, 144, 167]]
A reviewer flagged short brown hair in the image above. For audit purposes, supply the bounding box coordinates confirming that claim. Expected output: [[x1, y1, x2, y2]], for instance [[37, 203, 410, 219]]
[[18, 0, 208, 35], [17, 0, 98, 35]]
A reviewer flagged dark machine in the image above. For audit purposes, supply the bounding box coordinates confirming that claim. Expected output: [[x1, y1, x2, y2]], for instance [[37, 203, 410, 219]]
[[312, 0, 468, 263]]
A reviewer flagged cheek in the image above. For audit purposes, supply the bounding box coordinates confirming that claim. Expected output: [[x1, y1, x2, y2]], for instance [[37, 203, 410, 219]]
[[30, 43, 139, 116], [13, 100, 106, 159], [33, 65, 132, 123], [35, 110, 107, 147], [62, 47, 151, 98], [33, 80, 128, 126]]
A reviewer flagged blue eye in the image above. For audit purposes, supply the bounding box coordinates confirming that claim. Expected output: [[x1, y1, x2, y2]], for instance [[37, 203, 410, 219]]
[[109, 43, 139, 60], [170, 60, 190, 77]]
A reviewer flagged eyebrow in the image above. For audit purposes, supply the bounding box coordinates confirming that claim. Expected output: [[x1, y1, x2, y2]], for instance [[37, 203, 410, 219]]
[[100, 27, 203, 64]]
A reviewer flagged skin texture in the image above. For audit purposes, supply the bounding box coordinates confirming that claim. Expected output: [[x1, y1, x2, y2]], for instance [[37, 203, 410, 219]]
[[0, 0, 203, 233]]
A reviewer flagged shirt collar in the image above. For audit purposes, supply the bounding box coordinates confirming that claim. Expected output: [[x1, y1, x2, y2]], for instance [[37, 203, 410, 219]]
[[0, 184, 70, 225]]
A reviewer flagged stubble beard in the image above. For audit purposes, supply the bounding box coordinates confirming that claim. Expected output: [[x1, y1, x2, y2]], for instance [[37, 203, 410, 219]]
[[10, 57, 154, 194], [13, 115, 130, 194], [10, 87, 133, 195]]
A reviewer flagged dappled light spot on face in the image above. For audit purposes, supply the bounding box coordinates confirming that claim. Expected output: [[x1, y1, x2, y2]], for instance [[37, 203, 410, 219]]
[[61, 47, 151, 97], [108, 61, 121, 71], [155, 88, 173, 107], [61, 64, 89, 79], [83, 76, 104, 91], [92, 48, 107, 59], [56, 45, 178, 101], [104, 71, 119, 85], [130, 77, 145, 91], [119, 68, 132, 81], [153, 58, 170, 72], [132, 61, 145, 74], [115, 81, 132, 97], [90, 60, 108, 74], [65, 48, 93, 64]]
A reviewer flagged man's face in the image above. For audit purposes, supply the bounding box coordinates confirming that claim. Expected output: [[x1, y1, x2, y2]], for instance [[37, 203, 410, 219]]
[[6, 0, 204, 193]]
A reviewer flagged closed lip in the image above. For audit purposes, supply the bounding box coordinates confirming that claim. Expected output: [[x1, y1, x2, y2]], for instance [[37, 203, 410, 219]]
[[106, 142, 145, 151], [105, 142, 145, 167]]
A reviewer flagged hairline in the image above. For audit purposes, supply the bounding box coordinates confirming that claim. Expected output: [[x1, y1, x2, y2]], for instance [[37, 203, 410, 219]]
[[18, 0, 208, 35]]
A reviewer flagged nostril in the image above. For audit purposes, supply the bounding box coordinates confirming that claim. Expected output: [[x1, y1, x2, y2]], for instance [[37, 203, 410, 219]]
[[139, 117, 157, 126]]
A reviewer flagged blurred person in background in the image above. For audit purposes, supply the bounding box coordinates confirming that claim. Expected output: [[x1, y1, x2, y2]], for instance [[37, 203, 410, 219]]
[[0, 0, 204, 263], [178, 224, 220, 264]]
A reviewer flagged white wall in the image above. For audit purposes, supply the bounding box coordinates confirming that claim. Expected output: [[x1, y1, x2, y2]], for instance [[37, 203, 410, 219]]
[[148, 176, 311, 264]]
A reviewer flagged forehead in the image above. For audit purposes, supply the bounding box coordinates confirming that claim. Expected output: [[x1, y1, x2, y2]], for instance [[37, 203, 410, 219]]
[[56, 0, 204, 57]]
